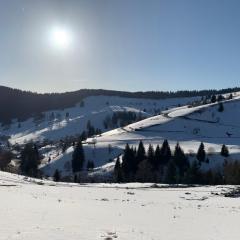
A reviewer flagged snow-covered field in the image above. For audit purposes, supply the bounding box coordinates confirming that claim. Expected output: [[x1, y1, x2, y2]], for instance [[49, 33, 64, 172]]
[[0, 171, 239, 240]]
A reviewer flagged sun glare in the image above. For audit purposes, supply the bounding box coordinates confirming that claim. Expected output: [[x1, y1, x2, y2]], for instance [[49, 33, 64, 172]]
[[50, 26, 73, 49]]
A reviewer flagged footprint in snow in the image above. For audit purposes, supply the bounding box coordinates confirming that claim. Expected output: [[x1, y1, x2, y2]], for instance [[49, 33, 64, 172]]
[[100, 231, 118, 239]]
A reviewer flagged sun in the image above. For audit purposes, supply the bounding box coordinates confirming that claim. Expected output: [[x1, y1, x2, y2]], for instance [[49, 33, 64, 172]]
[[49, 26, 73, 50]]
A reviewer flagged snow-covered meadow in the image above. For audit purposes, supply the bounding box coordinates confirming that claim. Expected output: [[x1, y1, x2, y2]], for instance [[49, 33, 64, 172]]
[[0, 171, 239, 240]]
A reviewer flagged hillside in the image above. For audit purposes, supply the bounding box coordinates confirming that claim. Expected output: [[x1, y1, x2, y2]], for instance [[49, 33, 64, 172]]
[[0, 85, 239, 124], [42, 92, 240, 178], [1, 95, 199, 145]]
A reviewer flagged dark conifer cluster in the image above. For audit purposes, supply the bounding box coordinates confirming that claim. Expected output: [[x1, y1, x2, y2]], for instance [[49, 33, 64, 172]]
[[20, 143, 41, 177], [114, 140, 232, 185], [72, 141, 85, 173], [103, 111, 144, 129]]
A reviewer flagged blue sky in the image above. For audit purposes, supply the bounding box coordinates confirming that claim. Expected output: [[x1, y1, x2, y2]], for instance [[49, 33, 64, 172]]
[[0, 0, 240, 93]]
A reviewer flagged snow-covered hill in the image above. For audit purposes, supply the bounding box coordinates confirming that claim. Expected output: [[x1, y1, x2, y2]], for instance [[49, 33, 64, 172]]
[[43, 92, 240, 177], [0, 170, 239, 240], [1, 95, 199, 145]]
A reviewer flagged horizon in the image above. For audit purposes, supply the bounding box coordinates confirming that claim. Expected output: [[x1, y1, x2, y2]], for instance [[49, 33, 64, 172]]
[[1, 0, 240, 92], [1, 84, 240, 95]]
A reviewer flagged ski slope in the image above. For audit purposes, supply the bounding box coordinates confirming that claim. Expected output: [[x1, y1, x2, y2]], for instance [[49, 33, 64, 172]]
[[0, 171, 239, 240]]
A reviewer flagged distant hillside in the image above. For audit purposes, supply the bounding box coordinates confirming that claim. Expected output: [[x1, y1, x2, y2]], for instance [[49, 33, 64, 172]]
[[0, 85, 239, 124]]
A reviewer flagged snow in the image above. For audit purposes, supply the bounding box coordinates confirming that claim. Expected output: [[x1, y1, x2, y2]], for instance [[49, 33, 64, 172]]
[[0, 95, 199, 145], [43, 93, 240, 177], [0, 171, 239, 240]]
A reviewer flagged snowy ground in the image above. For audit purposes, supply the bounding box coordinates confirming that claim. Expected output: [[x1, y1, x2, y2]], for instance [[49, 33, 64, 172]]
[[0, 171, 239, 240]]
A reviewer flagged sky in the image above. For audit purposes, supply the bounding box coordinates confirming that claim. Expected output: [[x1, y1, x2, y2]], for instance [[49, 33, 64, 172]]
[[0, 0, 240, 93]]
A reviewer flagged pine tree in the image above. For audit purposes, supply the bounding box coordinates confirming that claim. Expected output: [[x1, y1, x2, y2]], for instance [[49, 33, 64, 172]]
[[122, 144, 137, 181], [173, 143, 189, 178], [221, 144, 229, 157], [136, 141, 146, 164], [217, 95, 223, 102], [154, 144, 162, 168], [165, 160, 177, 184], [184, 161, 202, 184], [86, 120, 95, 137], [114, 157, 123, 183], [218, 102, 224, 112], [53, 169, 60, 182], [20, 143, 40, 177], [74, 174, 78, 183], [72, 140, 85, 173], [160, 139, 172, 165], [80, 131, 87, 141], [196, 142, 206, 162], [147, 144, 155, 167], [211, 95, 217, 103]]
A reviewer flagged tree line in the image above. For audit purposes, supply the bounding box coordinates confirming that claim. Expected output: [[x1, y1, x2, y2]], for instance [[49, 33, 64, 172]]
[[114, 140, 235, 185], [103, 111, 144, 129], [14, 138, 240, 185]]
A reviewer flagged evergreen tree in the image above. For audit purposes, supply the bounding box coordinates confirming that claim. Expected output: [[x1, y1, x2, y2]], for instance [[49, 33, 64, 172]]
[[217, 94, 224, 102], [154, 144, 162, 168], [211, 95, 217, 103], [173, 143, 189, 178], [135, 159, 155, 182], [86, 120, 95, 137], [87, 120, 91, 131], [196, 142, 206, 162], [53, 169, 60, 182], [74, 174, 78, 183], [221, 144, 229, 157], [184, 161, 202, 184], [122, 144, 137, 181], [218, 102, 224, 112], [136, 141, 146, 164], [114, 157, 123, 182], [147, 144, 155, 167], [72, 141, 85, 172], [80, 131, 87, 141], [160, 139, 172, 165], [20, 143, 40, 177], [165, 160, 177, 184]]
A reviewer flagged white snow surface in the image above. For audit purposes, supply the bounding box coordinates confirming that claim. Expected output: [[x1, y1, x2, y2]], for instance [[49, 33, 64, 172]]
[[0, 171, 239, 240], [0, 95, 198, 144], [43, 93, 240, 177]]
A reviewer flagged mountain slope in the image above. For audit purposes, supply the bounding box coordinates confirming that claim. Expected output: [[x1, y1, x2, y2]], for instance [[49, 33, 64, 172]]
[[42, 92, 240, 177], [0, 85, 239, 123], [1, 95, 199, 145]]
